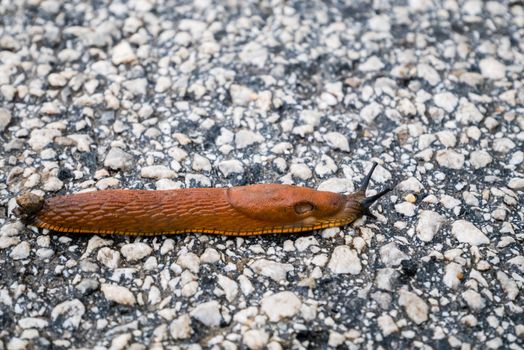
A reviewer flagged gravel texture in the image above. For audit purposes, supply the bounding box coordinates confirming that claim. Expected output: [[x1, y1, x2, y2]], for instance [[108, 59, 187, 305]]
[[1, 0, 523, 349]]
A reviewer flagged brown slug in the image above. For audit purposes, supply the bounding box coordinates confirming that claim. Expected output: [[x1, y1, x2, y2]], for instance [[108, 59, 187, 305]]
[[15, 162, 391, 236]]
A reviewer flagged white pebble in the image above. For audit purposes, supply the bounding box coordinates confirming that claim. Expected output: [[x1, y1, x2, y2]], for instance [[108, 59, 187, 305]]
[[398, 290, 428, 324], [170, 314, 193, 339], [190, 301, 222, 327], [10, 241, 30, 260], [250, 259, 293, 282], [101, 283, 136, 305], [140, 165, 176, 179], [51, 299, 85, 330], [452, 220, 490, 246], [261, 291, 301, 322], [479, 57, 506, 80], [328, 245, 362, 274], [416, 211, 445, 242], [323, 132, 350, 152], [112, 41, 136, 65], [120, 242, 152, 262]]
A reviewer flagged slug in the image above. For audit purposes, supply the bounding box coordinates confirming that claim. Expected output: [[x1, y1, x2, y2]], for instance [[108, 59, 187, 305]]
[[15, 162, 391, 236]]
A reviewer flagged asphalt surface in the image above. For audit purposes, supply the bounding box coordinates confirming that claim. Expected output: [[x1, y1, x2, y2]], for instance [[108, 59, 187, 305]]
[[0, 0, 523, 349]]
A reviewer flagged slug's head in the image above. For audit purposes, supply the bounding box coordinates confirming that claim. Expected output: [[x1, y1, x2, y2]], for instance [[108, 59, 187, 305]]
[[346, 161, 392, 220]]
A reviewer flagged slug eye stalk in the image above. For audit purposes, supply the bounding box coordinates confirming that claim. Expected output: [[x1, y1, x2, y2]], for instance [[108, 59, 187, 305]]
[[357, 162, 392, 219]]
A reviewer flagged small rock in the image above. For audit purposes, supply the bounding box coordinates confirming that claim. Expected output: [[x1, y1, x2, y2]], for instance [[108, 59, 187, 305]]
[[243, 329, 269, 350], [112, 41, 136, 65], [479, 57, 506, 80], [443, 262, 463, 289], [434, 92, 458, 112], [380, 243, 408, 267], [18, 317, 49, 329], [395, 202, 416, 217], [452, 220, 490, 245], [360, 102, 383, 123], [437, 130, 457, 147], [250, 259, 293, 282], [109, 333, 131, 350], [491, 208, 507, 221], [169, 314, 192, 339], [492, 138, 515, 153], [104, 148, 133, 170], [10, 241, 30, 260], [359, 56, 384, 72], [496, 271, 519, 300], [508, 178, 524, 191], [97, 247, 121, 269], [51, 299, 86, 329], [398, 290, 428, 324], [230, 84, 256, 106], [416, 211, 445, 242], [121, 243, 152, 262], [177, 252, 200, 273], [42, 176, 63, 192], [317, 178, 354, 193], [377, 315, 399, 336], [295, 236, 318, 252], [101, 283, 136, 305], [261, 291, 301, 322], [239, 42, 268, 67], [235, 130, 264, 148], [200, 248, 221, 264], [217, 275, 238, 302], [192, 154, 212, 172], [436, 150, 465, 169], [327, 245, 362, 274], [218, 160, 244, 177], [290, 163, 312, 180], [323, 132, 350, 152], [123, 78, 147, 95], [375, 268, 400, 291], [76, 279, 99, 295], [462, 289, 485, 311], [396, 177, 424, 193], [417, 64, 440, 86], [456, 100, 484, 124], [470, 150, 492, 169], [0, 107, 12, 131], [141, 165, 176, 179], [190, 301, 222, 327]]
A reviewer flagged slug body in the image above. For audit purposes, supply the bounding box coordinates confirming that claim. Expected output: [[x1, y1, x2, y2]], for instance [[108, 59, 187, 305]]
[[16, 163, 391, 236]]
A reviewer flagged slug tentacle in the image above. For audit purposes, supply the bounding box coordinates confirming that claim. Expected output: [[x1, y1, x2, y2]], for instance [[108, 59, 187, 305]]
[[352, 162, 392, 220], [359, 187, 392, 209], [359, 161, 378, 192]]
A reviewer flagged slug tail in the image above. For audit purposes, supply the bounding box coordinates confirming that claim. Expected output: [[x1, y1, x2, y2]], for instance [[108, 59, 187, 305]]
[[13, 193, 45, 224]]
